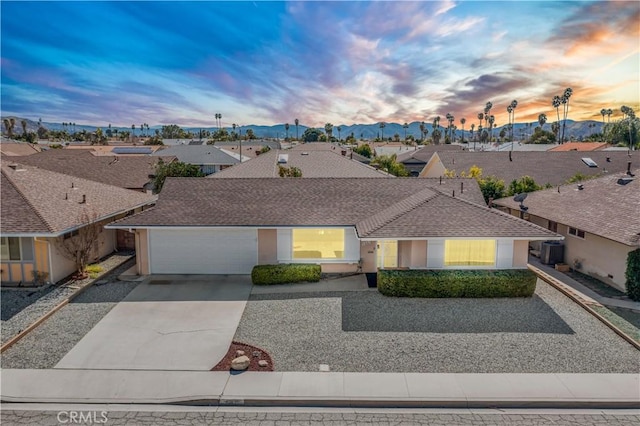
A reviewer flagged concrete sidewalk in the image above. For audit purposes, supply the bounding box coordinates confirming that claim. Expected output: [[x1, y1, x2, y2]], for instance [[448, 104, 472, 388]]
[[2, 369, 638, 408], [529, 258, 640, 311]]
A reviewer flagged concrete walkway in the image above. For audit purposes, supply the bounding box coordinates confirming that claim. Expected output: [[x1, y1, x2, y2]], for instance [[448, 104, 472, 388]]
[[1, 369, 638, 408], [55, 276, 252, 371], [529, 258, 640, 311]]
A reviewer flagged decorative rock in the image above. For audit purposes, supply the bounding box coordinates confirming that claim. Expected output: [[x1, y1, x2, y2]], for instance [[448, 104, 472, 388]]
[[258, 360, 268, 367], [319, 364, 330, 372], [231, 355, 250, 371], [235, 350, 245, 356]]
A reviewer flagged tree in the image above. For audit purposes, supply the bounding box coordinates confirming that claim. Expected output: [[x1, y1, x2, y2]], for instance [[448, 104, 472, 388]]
[[538, 113, 547, 130], [153, 160, 205, 193], [528, 127, 556, 144], [477, 113, 484, 143], [144, 135, 164, 145], [294, 118, 299, 140], [20, 119, 27, 136], [403, 122, 409, 141], [324, 123, 333, 141], [460, 118, 466, 143], [626, 249, 640, 301], [604, 107, 639, 149], [278, 165, 302, 177], [161, 124, 186, 139], [245, 128, 256, 140], [560, 87, 573, 143], [3, 118, 15, 138], [552, 95, 562, 143], [302, 127, 321, 142], [284, 123, 290, 140], [132, 124, 136, 136], [419, 121, 426, 142], [432, 116, 441, 144], [479, 175, 506, 204], [507, 176, 542, 196], [353, 144, 373, 158], [57, 210, 102, 279], [370, 154, 409, 176], [337, 126, 342, 141], [379, 122, 386, 141]]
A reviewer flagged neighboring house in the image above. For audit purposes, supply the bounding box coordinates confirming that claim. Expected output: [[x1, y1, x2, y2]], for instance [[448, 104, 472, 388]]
[[214, 140, 282, 159], [418, 150, 638, 186], [11, 150, 175, 192], [151, 145, 239, 175], [64, 144, 165, 155], [547, 142, 609, 152], [397, 145, 465, 176], [210, 149, 391, 178], [1, 163, 157, 285], [106, 178, 559, 276], [0, 141, 42, 156], [493, 171, 639, 292]]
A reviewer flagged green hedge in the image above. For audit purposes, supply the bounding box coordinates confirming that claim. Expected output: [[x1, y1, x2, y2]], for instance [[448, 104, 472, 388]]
[[378, 269, 536, 298], [626, 249, 640, 301], [251, 264, 321, 285]]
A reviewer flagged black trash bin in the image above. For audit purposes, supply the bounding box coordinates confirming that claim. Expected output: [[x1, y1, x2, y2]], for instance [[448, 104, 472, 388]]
[[365, 272, 377, 288]]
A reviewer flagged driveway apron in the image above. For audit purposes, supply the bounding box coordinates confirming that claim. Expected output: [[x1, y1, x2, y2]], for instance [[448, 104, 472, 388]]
[[55, 276, 251, 371]]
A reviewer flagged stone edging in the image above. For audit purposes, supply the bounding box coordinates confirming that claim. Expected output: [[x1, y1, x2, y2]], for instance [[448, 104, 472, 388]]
[[528, 264, 640, 351], [0, 257, 133, 354]]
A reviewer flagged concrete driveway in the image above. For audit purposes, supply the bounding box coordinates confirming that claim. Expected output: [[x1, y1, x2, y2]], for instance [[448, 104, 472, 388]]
[[55, 275, 252, 371]]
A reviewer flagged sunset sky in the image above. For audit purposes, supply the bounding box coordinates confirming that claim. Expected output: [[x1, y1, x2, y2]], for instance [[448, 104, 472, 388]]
[[1, 1, 638, 128]]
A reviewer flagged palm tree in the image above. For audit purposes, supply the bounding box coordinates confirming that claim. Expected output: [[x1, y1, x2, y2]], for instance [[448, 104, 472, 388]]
[[509, 100, 518, 142], [484, 102, 493, 131], [379, 122, 386, 141], [606, 108, 613, 123], [552, 95, 562, 143], [294, 118, 299, 140], [506, 105, 513, 140], [20, 119, 27, 136], [488, 115, 495, 142], [432, 117, 441, 145], [477, 113, 484, 144], [402, 123, 409, 141], [324, 123, 333, 141], [131, 124, 135, 137], [538, 113, 547, 130], [460, 118, 466, 143], [284, 123, 290, 140], [470, 123, 475, 147], [560, 88, 573, 143], [445, 113, 454, 143], [419, 121, 426, 143]]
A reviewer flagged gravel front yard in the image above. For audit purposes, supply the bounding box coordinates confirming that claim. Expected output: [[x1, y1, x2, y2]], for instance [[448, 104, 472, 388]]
[[1, 254, 134, 345], [1, 280, 140, 369], [234, 279, 640, 373]]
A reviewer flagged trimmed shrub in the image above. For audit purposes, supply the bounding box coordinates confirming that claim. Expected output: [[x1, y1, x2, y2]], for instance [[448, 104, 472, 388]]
[[626, 249, 640, 301], [251, 264, 321, 285], [378, 269, 536, 298], [85, 264, 104, 279]]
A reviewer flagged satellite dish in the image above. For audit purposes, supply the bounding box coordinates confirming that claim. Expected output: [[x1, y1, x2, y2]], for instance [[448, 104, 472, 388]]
[[513, 193, 528, 203]]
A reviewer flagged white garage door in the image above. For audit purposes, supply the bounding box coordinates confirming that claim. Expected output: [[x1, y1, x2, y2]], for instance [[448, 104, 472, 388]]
[[149, 228, 258, 274]]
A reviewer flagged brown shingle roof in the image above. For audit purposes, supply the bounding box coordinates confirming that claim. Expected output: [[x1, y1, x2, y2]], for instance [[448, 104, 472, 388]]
[[0, 141, 42, 156], [210, 150, 390, 178], [11, 150, 175, 190], [493, 171, 640, 246], [110, 178, 557, 240], [1, 163, 157, 235], [418, 150, 638, 186]]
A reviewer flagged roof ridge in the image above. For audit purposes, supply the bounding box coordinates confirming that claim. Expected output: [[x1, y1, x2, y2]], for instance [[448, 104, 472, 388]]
[[1, 166, 55, 233], [356, 187, 438, 237]]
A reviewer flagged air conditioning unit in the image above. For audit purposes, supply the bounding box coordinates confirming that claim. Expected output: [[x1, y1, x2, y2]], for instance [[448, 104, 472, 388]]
[[540, 241, 564, 265]]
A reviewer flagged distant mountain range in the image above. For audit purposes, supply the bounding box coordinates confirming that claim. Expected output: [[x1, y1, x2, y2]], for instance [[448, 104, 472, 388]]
[[1, 116, 607, 140]]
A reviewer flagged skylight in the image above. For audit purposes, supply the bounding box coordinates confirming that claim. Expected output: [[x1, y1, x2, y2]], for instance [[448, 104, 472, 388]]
[[581, 157, 598, 168]]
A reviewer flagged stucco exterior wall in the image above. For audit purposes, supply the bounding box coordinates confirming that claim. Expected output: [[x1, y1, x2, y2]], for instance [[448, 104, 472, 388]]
[[48, 229, 116, 283], [398, 240, 412, 268], [258, 229, 278, 264], [558, 224, 632, 291], [410, 240, 428, 268], [320, 263, 359, 273], [136, 229, 150, 275], [512, 240, 529, 268]]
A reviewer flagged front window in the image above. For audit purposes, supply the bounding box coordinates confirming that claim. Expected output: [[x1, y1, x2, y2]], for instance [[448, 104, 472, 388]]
[[444, 240, 496, 267], [292, 229, 345, 259], [1, 237, 21, 261]]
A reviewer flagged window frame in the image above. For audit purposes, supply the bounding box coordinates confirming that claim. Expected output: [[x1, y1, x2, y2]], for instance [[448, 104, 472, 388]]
[[291, 228, 346, 260], [1, 237, 22, 261], [443, 239, 497, 268], [568, 227, 586, 239]]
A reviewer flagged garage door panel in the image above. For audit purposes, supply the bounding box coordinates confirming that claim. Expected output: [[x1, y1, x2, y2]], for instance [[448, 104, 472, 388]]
[[149, 229, 257, 274]]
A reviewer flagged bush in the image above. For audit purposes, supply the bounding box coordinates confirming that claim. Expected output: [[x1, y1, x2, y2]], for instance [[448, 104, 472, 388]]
[[378, 269, 536, 298], [251, 264, 321, 285], [85, 264, 104, 279], [626, 249, 640, 301]]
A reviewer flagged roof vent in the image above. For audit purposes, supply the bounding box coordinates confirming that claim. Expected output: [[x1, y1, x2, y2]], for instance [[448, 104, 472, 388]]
[[577, 184, 584, 190], [617, 177, 634, 185], [277, 154, 288, 164], [301, 152, 309, 156], [7, 163, 25, 171], [582, 157, 598, 168]]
